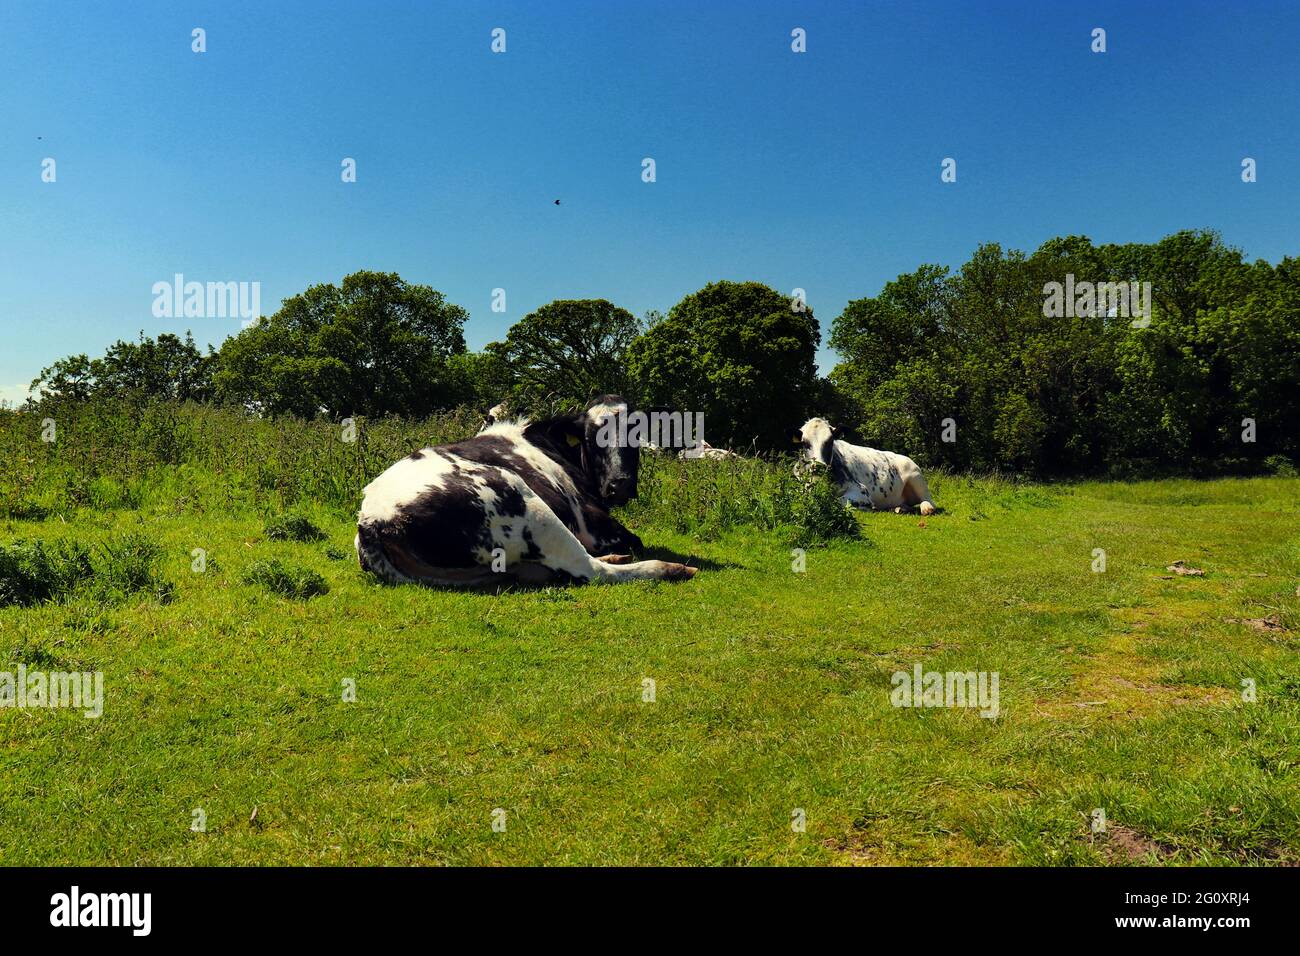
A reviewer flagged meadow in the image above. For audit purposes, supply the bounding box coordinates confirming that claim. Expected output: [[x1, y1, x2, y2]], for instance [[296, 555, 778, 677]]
[[1, 402, 1298, 865]]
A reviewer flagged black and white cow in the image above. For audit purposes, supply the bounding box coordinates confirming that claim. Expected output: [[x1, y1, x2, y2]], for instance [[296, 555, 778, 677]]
[[356, 395, 697, 588], [789, 417, 937, 515]]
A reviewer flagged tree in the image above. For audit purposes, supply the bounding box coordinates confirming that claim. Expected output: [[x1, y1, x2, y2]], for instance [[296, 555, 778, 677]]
[[31, 333, 215, 403], [484, 299, 641, 412], [442, 349, 515, 411], [826, 230, 1300, 475], [212, 271, 468, 417], [30, 353, 94, 402], [627, 281, 821, 451]]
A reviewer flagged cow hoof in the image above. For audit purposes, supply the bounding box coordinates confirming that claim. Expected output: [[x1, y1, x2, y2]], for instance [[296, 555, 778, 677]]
[[919, 502, 937, 516], [664, 563, 698, 581], [598, 553, 633, 564]]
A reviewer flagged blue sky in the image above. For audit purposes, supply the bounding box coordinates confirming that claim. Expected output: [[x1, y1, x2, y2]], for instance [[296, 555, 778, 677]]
[[2, 0, 1298, 404]]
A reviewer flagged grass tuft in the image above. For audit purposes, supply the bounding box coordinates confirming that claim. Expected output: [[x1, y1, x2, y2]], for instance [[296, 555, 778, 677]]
[[243, 559, 330, 599], [0, 539, 93, 607], [264, 513, 328, 542], [0, 532, 171, 607]]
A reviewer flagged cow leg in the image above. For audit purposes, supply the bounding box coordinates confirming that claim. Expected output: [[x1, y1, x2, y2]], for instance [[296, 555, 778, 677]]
[[514, 494, 693, 583], [579, 503, 643, 555], [902, 473, 937, 516], [841, 484, 876, 510]]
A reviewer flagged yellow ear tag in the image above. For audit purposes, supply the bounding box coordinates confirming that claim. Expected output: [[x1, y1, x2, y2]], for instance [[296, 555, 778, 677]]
[[566, 433, 581, 447]]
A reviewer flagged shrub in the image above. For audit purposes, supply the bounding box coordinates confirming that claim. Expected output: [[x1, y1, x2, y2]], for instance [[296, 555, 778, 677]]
[[626, 453, 860, 546], [243, 559, 329, 599], [787, 469, 862, 548], [3, 499, 53, 521], [1265, 455, 1297, 477]]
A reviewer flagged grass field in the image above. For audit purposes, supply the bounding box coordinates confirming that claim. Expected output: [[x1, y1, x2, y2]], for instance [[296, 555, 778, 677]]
[[1, 407, 1298, 865]]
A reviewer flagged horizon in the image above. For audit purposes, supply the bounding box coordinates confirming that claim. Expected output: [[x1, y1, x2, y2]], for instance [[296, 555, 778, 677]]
[[3, 0, 1298, 404]]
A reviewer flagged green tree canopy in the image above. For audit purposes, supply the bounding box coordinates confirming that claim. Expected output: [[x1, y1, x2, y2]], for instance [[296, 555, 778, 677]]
[[31, 332, 215, 403], [829, 230, 1300, 475], [627, 280, 821, 451], [485, 298, 642, 412], [212, 271, 468, 418]]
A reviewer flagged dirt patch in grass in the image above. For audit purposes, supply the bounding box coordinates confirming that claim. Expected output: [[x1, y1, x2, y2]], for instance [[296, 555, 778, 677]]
[[1034, 628, 1236, 721], [1098, 824, 1178, 862], [1226, 615, 1288, 633], [822, 828, 1010, 866]]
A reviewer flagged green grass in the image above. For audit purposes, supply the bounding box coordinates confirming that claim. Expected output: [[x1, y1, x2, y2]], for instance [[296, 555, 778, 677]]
[[1, 404, 1298, 865]]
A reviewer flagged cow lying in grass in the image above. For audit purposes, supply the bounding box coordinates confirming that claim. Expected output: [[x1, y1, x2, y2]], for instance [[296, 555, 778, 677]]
[[677, 440, 739, 461], [356, 395, 697, 588], [789, 417, 937, 515]]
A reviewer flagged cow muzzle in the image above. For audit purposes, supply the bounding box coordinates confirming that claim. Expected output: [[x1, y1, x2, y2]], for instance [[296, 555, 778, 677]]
[[602, 476, 635, 505]]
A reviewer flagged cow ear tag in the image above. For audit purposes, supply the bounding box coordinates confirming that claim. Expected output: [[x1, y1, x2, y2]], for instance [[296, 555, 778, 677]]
[[566, 433, 581, 447]]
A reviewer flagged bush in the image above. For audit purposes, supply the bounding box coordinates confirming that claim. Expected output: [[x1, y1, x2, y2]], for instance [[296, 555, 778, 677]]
[[3, 499, 53, 521], [787, 467, 862, 548], [243, 559, 329, 599], [264, 512, 327, 542], [626, 453, 860, 546], [1265, 455, 1298, 477]]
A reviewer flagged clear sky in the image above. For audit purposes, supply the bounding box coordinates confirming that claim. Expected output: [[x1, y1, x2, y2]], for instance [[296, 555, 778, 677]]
[[2, 0, 1298, 405]]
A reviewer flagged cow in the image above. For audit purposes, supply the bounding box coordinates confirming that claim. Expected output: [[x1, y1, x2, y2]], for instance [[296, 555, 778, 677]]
[[356, 395, 697, 588], [478, 401, 510, 433], [677, 439, 739, 461], [789, 417, 937, 516]]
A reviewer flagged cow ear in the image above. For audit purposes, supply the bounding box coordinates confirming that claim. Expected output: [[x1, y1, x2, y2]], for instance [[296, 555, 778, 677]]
[[787, 427, 803, 445], [830, 426, 843, 441], [525, 414, 585, 454]]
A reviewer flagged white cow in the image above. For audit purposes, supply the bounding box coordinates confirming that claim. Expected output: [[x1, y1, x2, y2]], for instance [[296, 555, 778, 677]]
[[678, 440, 739, 461], [790, 418, 936, 515]]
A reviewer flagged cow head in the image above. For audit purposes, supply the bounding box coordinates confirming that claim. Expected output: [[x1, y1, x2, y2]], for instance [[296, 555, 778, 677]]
[[788, 417, 842, 466], [479, 400, 510, 433], [533, 395, 642, 506], [582, 395, 641, 505]]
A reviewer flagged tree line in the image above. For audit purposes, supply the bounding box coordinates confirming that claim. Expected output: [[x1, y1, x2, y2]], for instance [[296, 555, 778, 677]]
[[26, 230, 1300, 476]]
